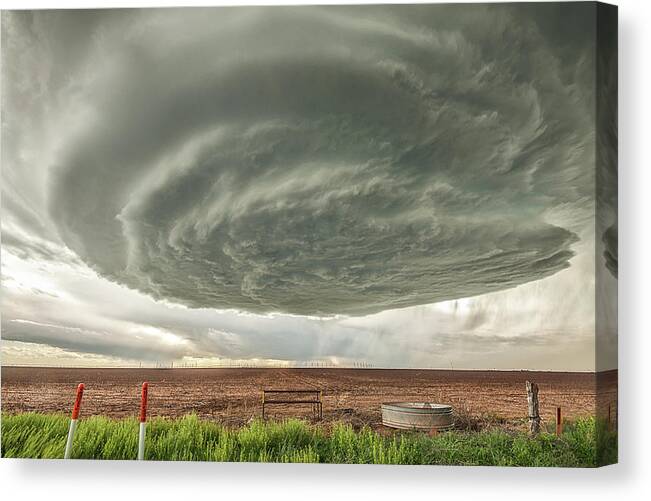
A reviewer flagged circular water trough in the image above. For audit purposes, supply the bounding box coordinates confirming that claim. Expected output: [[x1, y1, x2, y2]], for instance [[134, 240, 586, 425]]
[[381, 403, 454, 431]]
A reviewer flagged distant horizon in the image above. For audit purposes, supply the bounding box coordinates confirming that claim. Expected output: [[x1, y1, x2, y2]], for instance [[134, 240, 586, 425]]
[[1, 363, 615, 375]]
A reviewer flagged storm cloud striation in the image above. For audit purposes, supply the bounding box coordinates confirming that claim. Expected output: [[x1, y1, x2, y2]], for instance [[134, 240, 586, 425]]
[[21, 6, 593, 315]]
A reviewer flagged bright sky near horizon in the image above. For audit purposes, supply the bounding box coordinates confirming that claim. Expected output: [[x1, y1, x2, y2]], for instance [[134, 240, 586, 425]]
[[1, 4, 617, 370]]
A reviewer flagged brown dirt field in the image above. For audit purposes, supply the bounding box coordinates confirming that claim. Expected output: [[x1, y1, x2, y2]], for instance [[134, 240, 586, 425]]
[[1, 367, 617, 431]]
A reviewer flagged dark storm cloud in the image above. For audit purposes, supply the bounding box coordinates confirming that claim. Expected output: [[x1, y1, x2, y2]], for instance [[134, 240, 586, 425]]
[[3, 5, 596, 316], [602, 225, 617, 277], [596, 3, 618, 279]]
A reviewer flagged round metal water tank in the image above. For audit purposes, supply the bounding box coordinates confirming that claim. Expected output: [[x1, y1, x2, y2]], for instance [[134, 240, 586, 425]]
[[381, 402, 454, 431]]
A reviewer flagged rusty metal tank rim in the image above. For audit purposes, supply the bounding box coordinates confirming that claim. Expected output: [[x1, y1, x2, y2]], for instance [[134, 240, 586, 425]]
[[382, 402, 452, 410]]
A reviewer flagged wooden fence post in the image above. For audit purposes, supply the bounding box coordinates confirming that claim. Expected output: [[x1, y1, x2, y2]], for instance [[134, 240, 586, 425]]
[[555, 406, 562, 437], [526, 381, 541, 435]]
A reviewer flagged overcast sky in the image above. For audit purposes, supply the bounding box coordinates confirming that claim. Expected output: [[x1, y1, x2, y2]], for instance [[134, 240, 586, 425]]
[[1, 4, 617, 370]]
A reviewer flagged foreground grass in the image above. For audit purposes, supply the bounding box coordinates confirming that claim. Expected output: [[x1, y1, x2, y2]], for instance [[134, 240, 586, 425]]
[[1, 413, 616, 466]]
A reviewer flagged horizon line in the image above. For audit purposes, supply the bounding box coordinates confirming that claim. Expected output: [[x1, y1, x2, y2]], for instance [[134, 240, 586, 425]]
[[0, 364, 615, 374]]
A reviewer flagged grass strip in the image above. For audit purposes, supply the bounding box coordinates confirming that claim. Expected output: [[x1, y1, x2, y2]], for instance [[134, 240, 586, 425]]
[[1, 413, 617, 466]]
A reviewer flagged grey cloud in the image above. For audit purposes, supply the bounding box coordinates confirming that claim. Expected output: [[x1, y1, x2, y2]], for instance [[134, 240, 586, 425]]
[[1, 229, 80, 264], [596, 3, 618, 279], [0, 228, 600, 369], [0, 319, 187, 362], [1, 231, 59, 262], [4, 5, 596, 316], [602, 225, 617, 278]]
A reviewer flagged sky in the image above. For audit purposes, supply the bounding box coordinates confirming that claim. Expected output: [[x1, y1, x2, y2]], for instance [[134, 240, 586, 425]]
[[1, 4, 617, 371]]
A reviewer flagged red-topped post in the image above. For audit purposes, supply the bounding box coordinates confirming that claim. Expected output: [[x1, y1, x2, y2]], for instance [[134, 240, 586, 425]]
[[138, 382, 148, 460], [64, 383, 84, 459]]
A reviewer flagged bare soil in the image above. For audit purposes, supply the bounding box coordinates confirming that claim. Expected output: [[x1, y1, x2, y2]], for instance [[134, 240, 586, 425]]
[[1, 367, 617, 431]]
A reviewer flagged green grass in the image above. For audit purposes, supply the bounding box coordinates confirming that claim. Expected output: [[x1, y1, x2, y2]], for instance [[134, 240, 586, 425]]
[[1, 413, 617, 466]]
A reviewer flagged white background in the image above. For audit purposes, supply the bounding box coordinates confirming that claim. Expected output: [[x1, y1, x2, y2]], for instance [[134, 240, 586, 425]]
[[0, 0, 649, 500]]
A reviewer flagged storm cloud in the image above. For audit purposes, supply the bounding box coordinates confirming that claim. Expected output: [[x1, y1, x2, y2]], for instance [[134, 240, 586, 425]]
[[1, 4, 612, 369], [3, 5, 593, 316]]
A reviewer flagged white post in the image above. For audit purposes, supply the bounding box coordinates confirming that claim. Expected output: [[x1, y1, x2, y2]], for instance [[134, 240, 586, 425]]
[[64, 383, 84, 459], [138, 382, 148, 460], [64, 419, 77, 459], [138, 422, 146, 461]]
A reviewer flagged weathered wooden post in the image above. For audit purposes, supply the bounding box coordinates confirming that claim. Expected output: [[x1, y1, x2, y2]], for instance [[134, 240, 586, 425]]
[[526, 381, 541, 435], [555, 406, 562, 437]]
